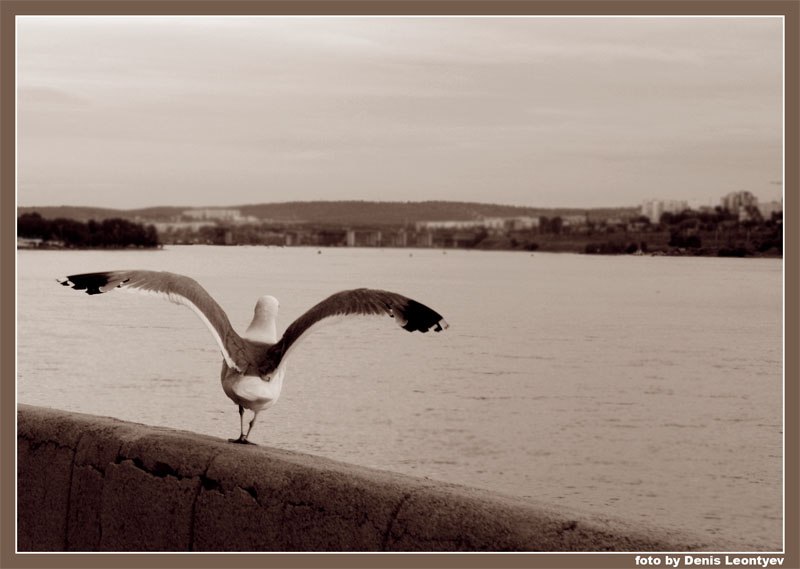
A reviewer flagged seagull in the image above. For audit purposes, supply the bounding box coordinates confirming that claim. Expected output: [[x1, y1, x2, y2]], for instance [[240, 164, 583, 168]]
[[57, 270, 448, 444]]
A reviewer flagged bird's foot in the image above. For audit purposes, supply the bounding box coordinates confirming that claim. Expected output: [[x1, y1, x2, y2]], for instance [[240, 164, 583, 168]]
[[228, 437, 256, 445]]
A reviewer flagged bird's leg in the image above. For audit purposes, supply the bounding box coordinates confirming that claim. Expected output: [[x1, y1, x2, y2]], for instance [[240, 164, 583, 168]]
[[242, 410, 260, 444], [228, 405, 250, 444]]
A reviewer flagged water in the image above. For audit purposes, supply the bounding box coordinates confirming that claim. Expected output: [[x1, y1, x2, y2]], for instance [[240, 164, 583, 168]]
[[17, 246, 783, 550]]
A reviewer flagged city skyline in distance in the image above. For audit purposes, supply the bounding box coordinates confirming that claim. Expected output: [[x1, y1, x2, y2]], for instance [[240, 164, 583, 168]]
[[17, 16, 783, 210]]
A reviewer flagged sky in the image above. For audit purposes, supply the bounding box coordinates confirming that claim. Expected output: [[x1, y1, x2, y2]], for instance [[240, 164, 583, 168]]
[[17, 16, 784, 210]]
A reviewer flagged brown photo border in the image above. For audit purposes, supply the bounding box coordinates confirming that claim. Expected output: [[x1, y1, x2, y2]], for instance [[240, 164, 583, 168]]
[[1, 1, 797, 568]]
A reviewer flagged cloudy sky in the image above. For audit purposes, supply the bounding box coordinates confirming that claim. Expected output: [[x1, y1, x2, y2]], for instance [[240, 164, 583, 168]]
[[17, 16, 783, 210]]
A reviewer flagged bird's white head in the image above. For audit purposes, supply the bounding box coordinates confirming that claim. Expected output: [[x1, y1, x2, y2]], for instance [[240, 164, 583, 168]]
[[254, 295, 280, 316], [244, 295, 280, 343]]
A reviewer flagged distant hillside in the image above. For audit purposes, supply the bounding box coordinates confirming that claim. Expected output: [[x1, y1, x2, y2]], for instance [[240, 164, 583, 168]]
[[237, 201, 637, 224], [15, 205, 184, 222], [18, 201, 638, 225]]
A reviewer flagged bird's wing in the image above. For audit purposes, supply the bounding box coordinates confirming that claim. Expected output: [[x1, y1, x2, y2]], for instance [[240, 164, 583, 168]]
[[57, 270, 249, 372], [259, 288, 448, 375]]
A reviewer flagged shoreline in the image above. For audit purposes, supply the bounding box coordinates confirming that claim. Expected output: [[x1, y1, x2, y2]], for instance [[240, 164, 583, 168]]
[[17, 242, 783, 259]]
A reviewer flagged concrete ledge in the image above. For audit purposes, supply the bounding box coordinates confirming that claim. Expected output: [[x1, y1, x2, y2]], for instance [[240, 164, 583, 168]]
[[18, 404, 716, 552]]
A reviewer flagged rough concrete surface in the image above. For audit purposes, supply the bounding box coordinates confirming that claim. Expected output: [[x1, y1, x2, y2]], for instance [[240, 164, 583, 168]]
[[17, 404, 719, 552]]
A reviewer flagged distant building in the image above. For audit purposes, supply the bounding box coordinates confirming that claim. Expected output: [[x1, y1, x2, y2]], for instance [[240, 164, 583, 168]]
[[561, 214, 588, 227], [415, 220, 472, 231], [346, 229, 382, 247], [415, 217, 506, 233], [504, 216, 540, 231], [183, 209, 242, 222], [153, 221, 216, 233], [720, 191, 758, 214], [640, 199, 689, 224], [17, 237, 43, 249], [392, 228, 409, 247], [416, 231, 434, 247]]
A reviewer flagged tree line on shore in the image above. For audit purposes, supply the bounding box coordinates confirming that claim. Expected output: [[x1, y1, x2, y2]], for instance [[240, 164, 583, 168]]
[[17, 212, 159, 248], [582, 207, 782, 257], [17, 205, 782, 257]]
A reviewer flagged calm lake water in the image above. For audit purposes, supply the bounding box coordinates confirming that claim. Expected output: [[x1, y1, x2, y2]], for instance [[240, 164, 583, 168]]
[[16, 246, 783, 550]]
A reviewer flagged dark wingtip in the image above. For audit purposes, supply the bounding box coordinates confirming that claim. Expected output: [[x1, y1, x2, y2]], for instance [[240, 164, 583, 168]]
[[57, 271, 115, 295], [401, 300, 448, 333]]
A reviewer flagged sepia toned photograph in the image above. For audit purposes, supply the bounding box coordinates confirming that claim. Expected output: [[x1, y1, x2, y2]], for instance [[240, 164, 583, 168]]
[[12, 9, 787, 564]]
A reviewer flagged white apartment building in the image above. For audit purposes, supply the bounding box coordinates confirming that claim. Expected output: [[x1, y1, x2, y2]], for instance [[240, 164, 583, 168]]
[[183, 208, 242, 221], [640, 199, 689, 224], [504, 216, 540, 231], [415, 217, 507, 232], [720, 191, 758, 214]]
